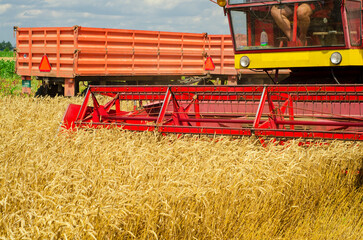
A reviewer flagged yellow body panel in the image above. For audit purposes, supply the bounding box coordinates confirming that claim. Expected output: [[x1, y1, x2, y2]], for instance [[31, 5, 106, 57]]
[[235, 49, 363, 69]]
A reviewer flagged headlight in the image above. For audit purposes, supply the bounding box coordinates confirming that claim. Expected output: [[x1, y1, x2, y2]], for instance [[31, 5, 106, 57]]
[[240, 56, 250, 68], [330, 52, 342, 65]]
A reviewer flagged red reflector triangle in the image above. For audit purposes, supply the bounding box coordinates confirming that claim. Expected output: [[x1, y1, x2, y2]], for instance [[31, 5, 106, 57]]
[[204, 56, 215, 71], [39, 55, 51, 72]]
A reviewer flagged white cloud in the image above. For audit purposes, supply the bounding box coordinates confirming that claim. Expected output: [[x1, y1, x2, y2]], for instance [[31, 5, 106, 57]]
[[50, 10, 62, 18], [192, 16, 202, 23], [0, 0, 230, 44], [0, 21, 14, 27], [17, 9, 43, 19], [143, 0, 192, 10], [0, 3, 11, 14], [43, 0, 82, 7], [105, 0, 131, 7], [82, 12, 91, 18]]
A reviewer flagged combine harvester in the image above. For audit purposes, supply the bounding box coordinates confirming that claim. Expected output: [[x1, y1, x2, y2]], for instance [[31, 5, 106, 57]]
[[62, 0, 362, 142]]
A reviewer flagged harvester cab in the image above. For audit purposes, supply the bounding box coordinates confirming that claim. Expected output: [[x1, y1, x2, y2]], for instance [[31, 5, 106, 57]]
[[62, 0, 363, 144], [220, 0, 362, 84], [228, 0, 344, 50]]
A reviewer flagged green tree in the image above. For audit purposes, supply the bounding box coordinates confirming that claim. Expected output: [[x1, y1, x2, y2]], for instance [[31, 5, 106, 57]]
[[0, 41, 14, 51]]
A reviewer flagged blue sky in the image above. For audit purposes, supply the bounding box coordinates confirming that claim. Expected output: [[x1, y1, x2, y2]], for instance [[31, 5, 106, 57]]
[[0, 0, 230, 45]]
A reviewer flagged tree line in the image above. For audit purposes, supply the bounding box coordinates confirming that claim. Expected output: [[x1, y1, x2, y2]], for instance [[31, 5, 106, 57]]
[[0, 41, 15, 51]]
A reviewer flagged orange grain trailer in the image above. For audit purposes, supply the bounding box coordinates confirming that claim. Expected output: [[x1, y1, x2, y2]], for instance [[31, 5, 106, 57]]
[[15, 26, 243, 96]]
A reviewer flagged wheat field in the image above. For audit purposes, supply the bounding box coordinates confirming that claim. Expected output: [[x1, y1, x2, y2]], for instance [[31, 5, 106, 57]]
[[0, 96, 362, 239]]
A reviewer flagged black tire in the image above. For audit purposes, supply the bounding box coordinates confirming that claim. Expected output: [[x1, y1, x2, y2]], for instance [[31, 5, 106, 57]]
[[48, 84, 64, 97], [35, 85, 64, 97], [35, 86, 47, 97]]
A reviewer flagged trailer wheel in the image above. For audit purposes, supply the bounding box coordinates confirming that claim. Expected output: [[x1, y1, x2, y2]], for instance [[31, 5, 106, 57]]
[[35, 84, 64, 97], [48, 84, 64, 97], [35, 86, 47, 97]]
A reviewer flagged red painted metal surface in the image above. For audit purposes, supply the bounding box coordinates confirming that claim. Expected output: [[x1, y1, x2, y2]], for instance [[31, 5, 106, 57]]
[[62, 85, 363, 141], [15, 26, 236, 79]]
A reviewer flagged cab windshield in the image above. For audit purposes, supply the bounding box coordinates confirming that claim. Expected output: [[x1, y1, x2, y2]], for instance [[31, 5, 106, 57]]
[[229, 0, 345, 50]]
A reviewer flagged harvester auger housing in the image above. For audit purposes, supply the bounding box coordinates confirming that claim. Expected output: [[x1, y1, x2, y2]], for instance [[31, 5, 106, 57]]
[[62, 85, 363, 142]]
